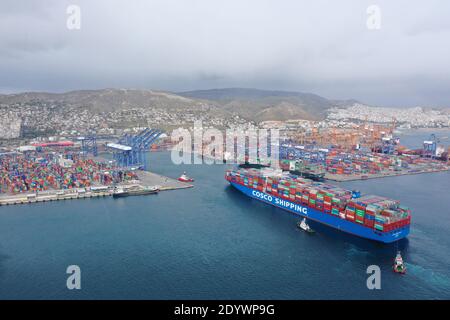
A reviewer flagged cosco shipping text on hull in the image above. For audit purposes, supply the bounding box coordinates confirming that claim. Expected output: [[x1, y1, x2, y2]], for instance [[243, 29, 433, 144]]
[[226, 169, 411, 243]]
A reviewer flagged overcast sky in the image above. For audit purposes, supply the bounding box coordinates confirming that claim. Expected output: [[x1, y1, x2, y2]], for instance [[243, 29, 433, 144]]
[[1, 0, 449, 107]]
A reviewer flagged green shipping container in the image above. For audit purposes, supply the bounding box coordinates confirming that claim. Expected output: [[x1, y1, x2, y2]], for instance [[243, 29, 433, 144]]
[[374, 224, 384, 231]]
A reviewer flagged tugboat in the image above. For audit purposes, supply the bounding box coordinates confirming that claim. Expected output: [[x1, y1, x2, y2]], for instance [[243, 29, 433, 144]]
[[178, 172, 194, 182], [297, 218, 315, 233], [113, 186, 159, 198], [393, 251, 407, 274]]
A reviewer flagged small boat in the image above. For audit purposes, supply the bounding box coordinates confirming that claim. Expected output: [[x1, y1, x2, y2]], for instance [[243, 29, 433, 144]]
[[178, 172, 194, 182], [297, 218, 315, 233], [393, 251, 407, 274], [113, 186, 159, 198]]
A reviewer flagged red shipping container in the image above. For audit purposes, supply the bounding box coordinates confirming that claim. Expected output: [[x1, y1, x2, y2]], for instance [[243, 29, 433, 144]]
[[364, 219, 375, 228]]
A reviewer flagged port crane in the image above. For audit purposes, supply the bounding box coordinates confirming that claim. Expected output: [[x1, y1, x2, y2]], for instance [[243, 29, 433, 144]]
[[423, 134, 449, 158], [107, 128, 163, 170], [79, 134, 98, 157]]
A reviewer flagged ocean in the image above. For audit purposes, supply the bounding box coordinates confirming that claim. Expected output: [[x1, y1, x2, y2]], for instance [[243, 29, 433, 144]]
[[0, 130, 449, 299]]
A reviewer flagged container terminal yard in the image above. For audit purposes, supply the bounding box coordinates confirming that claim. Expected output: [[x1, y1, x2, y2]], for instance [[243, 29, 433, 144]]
[[195, 121, 450, 181], [279, 148, 450, 182], [0, 131, 192, 206], [1, 124, 449, 206], [199, 141, 449, 182], [276, 122, 450, 181]]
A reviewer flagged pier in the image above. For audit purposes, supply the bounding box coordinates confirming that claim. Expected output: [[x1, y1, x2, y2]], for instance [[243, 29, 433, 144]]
[[136, 170, 193, 191], [0, 170, 192, 206], [325, 167, 449, 182], [0, 189, 111, 206]]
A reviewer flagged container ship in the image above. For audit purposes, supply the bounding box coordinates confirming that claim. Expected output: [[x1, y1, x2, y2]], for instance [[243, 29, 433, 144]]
[[225, 168, 411, 243]]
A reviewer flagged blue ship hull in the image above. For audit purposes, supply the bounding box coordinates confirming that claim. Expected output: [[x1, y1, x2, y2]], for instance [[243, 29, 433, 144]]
[[229, 182, 410, 243]]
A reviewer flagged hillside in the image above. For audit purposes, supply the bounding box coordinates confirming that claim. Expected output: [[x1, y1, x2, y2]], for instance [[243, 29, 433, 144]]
[[178, 88, 334, 121], [0, 87, 347, 123], [0, 88, 204, 113]]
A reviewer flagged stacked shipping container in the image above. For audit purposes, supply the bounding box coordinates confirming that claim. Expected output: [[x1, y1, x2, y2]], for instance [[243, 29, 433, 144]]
[[0, 153, 138, 194], [226, 168, 411, 234]]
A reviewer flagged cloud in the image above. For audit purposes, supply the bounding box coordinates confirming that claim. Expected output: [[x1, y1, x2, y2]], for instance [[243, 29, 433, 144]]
[[0, 0, 449, 107]]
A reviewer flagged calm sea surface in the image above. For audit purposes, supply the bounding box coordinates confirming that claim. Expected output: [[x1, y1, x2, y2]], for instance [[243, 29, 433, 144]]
[[0, 131, 449, 299]]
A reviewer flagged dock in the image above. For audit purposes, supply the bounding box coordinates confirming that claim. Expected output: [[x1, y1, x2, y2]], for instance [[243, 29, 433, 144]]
[[0, 190, 111, 206], [0, 170, 193, 206], [136, 170, 193, 191], [325, 167, 449, 182]]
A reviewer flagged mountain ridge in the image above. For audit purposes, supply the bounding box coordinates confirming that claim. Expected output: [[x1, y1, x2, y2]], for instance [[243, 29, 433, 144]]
[[0, 87, 356, 122], [178, 87, 338, 121]]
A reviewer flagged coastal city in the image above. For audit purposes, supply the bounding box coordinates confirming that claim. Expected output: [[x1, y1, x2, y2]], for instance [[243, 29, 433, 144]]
[[1, 98, 449, 143], [1, 93, 449, 204], [0, 97, 250, 142], [327, 103, 450, 129], [1, 0, 450, 306], [1, 88, 450, 302]]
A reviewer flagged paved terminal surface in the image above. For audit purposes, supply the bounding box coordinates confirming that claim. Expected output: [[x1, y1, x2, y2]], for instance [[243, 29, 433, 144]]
[[87, 155, 193, 190], [0, 190, 111, 205], [0, 170, 192, 206], [136, 170, 193, 190], [325, 167, 449, 181]]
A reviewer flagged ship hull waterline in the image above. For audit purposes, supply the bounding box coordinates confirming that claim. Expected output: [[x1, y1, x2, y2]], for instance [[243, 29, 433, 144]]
[[229, 181, 409, 243]]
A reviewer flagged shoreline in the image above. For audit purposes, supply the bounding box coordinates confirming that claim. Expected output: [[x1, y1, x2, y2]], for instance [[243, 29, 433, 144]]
[[0, 169, 193, 206], [325, 167, 449, 182]]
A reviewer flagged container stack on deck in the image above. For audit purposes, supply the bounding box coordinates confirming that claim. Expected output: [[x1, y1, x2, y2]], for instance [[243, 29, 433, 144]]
[[227, 168, 411, 233], [346, 196, 411, 232]]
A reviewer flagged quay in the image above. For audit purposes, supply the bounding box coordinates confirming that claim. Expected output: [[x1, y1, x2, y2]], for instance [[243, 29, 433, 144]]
[[325, 167, 449, 182], [136, 170, 193, 191], [0, 190, 111, 205], [0, 170, 193, 206]]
